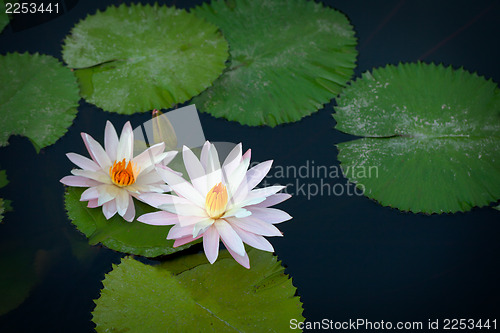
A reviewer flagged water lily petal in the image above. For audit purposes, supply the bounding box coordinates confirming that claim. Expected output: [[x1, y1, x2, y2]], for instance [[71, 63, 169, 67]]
[[215, 219, 245, 257], [183, 145, 208, 195], [122, 195, 135, 222], [245, 186, 286, 202], [246, 207, 292, 224], [245, 160, 273, 190], [95, 184, 119, 206], [60, 175, 100, 187], [66, 153, 100, 171], [159, 203, 208, 218], [232, 160, 272, 203], [81, 187, 99, 201], [223, 206, 251, 219], [199, 141, 211, 171], [102, 199, 117, 219], [251, 193, 291, 208], [222, 143, 242, 178], [203, 225, 220, 264], [232, 224, 274, 252], [193, 219, 214, 238], [137, 211, 179, 225], [135, 170, 163, 185], [81, 133, 112, 169], [128, 183, 165, 194], [205, 143, 222, 187], [221, 238, 250, 269], [162, 150, 178, 166], [133, 142, 165, 171], [173, 234, 202, 247], [167, 224, 194, 239], [87, 199, 99, 208], [156, 165, 205, 207], [225, 216, 283, 237], [71, 169, 112, 184], [138, 192, 176, 208], [227, 154, 250, 200], [116, 190, 129, 217], [242, 148, 251, 162], [116, 121, 133, 161], [104, 121, 119, 161]]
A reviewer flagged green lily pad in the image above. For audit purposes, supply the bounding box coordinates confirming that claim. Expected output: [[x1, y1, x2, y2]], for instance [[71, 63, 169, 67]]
[[93, 249, 304, 332], [62, 3, 228, 114], [64, 187, 196, 257], [192, 0, 357, 126], [494, 205, 500, 211], [334, 62, 500, 214], [0, 53, 79, 152]]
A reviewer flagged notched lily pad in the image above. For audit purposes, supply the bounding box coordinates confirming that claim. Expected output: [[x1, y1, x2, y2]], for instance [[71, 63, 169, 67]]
[[64, 187, 196, 257], [334, 62, 500, 214], [92, 250, 304, 332], [0, 53, 79, 152], [62, 3, 228, 114], [193, 0, 358, 126]]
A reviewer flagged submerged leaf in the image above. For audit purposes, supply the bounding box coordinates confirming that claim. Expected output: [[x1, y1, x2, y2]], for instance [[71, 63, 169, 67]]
[[334, 62, 500, 213], [0, 53, 79, 152], [0, 199, 5, 223], [93, 250, 304, 332], [0, 169, 10, 223], [0, 169, 7, 188], [62, 3, 228, 114], [64, 187, 196, 257], [193, 0, 357, 126], [0, 241, 37, 316]]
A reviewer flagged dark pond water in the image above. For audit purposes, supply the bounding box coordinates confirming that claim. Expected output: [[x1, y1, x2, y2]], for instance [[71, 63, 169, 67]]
[[0, 0, 499, 332]]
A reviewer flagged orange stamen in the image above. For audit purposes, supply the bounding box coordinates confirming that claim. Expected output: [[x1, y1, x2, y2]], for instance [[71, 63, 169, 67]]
[[205, 182, 228, 219], [109, 158, 137, 187]]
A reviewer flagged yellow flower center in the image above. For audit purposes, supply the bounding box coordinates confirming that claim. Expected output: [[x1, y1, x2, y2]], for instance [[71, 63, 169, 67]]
[[205, 182, 228, 219], [109, 159, 137, 187]]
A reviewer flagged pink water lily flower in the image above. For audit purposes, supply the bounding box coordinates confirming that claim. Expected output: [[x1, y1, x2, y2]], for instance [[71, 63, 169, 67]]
[[137, 141, 292, 268], [60, 121, 177, 222]]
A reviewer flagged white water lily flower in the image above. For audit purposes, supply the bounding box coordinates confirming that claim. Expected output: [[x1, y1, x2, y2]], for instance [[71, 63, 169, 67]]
[[137, 141, 292, 268], [60, 121, 177, 222]]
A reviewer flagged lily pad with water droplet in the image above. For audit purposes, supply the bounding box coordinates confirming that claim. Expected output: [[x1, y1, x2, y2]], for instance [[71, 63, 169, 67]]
[[0, 53, 79, 152], [334, 62, 500, 214], [193, 0, 357, 126], [62, 3, 228, 114], [92, 250, 304, 332]]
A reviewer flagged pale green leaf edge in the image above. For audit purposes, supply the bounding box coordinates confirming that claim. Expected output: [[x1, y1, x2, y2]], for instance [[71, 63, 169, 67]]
[[0, 52, 80, 152], [62, 3, 229, 114], [333, 62, 500, 214], [192, 0, 358, 127], [92, 250, 304, 332]]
